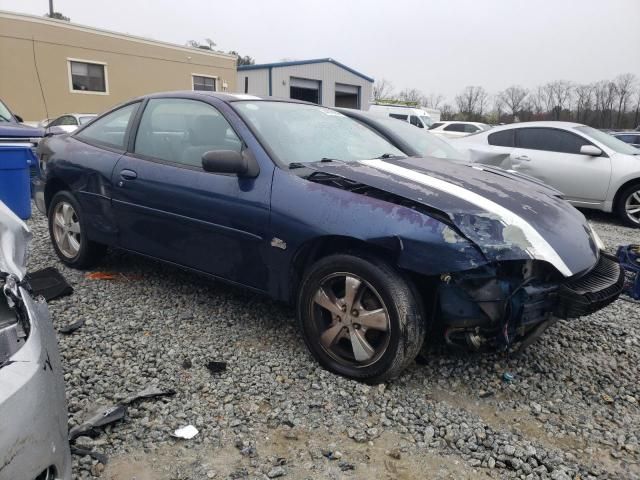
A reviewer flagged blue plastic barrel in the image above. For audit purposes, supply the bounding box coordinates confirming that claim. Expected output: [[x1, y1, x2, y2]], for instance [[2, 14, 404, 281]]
[[0, 145, 34, 220]]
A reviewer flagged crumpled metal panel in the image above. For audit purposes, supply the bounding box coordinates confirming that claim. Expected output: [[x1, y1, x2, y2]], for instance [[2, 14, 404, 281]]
[[0, 201, 31, 281]]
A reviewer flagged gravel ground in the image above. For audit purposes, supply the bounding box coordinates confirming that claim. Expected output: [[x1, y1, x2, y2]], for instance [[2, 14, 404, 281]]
[[26, 207, 640, 480]]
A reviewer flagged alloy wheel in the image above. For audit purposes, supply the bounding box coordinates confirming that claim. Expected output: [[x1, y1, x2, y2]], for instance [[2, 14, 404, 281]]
[[52, 201, 82, 258], [311, 273, 391, 367], [625, 189, 640, 225]]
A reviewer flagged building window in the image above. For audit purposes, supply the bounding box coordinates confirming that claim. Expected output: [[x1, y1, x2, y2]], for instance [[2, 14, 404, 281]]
[[244, 76, 249, 94], [192, 75, 216, 91], [68, 60, 107, 93]]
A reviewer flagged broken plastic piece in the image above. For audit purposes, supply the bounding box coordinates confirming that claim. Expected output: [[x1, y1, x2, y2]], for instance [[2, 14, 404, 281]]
[[70, 445, 108, 465], [68, 386, 175, 440], [59, 319, 85, 335], [206, 361, 227, 374], [68, 404, 126, 441], [172, 425, 198, 439], [25, 267, 73, 301], [121, 386, 176, 405]]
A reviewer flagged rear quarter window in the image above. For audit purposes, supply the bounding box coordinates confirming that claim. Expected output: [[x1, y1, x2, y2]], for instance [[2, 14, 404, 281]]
[[488, 129, 515, 147]]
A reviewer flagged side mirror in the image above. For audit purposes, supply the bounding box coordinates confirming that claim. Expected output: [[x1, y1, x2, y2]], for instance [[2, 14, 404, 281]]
[[202, 150, 259, 177], [45, 126, 68, 136], [580, 145, 602, 156], [13, 114, 23, 123]]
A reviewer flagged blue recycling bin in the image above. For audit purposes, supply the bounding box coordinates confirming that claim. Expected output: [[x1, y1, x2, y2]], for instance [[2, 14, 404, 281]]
[[0, 145, 34, 220]]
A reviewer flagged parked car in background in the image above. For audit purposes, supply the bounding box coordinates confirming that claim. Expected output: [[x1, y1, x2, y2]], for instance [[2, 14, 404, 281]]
[[44, 113, 97, 135], [455, 121, 640, 227], [428, 121, 492, 138], [35, 92, 623, 382], [0, 202, 72, 480], [612, 131, 640, 149], [0, 97, 44, 184], [369, 104, 439, 128], [337, 107, 463, 161]]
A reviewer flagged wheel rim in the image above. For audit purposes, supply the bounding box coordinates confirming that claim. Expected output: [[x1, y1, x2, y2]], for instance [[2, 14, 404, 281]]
[[52, 201, 81, 258], [310, 273, 391, 368], [625, 189, 640, 225]]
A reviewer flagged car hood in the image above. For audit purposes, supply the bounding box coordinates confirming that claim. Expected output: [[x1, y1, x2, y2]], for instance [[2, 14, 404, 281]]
[[304, 156, 598, 277], [0, 122, 44, 138], [0, 202, 31, 281]]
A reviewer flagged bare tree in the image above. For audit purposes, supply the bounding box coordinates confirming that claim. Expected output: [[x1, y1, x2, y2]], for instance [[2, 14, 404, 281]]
[[455, 86, 488, 121], [593, 80, 617, 128], [398, 88, 424, 105], [423, 93, 445, 110], [614, 73, 637, 128], [547, 80, 573, 120], [573, 84, 595, 123], [633, 87, 640, 129], [499, 85, 528, 121], [491, 94, 505, 124], [372, 79, 395, 101], [440, 104, 455, 121]]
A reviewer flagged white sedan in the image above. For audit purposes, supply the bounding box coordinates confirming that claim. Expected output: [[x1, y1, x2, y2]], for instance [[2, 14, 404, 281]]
[[45, 113, 97, 133], [454, 121, 640, 227], [428, 121, 492, 139]]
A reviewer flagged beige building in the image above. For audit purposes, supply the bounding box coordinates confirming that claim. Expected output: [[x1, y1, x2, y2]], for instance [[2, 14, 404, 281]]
[[0, 10, 237, 122]]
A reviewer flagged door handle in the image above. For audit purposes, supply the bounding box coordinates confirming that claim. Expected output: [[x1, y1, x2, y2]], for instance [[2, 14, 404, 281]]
[[120, 169, 137, 180], [514, 155, 530, 162]]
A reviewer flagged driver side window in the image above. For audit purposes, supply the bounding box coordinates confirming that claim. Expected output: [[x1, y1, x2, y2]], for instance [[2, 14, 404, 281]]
[[134, 98, 242, 168]]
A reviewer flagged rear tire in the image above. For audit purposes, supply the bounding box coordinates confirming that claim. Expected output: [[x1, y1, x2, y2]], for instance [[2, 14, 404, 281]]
[[297, 253, 426, 383], [616, 183, 640, 228], [48, 191, 106, 269]]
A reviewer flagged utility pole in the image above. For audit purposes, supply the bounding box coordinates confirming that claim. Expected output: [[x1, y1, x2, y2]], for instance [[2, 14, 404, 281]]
[[49, 0, 54, 16]]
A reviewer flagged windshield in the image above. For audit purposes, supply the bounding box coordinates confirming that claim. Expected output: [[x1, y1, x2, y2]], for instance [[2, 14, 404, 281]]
[[79, 116, 95, 125], [0, 100, 14, 123], [419, 116, 432, 128], [234, 101, 405, 166], [575, 125, 639, 155], [374, 115, 463, 160]]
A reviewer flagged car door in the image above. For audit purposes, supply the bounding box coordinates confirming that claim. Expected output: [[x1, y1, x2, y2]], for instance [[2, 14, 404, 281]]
[[110, 97, 273, 290], [510, 127, 612, 204]]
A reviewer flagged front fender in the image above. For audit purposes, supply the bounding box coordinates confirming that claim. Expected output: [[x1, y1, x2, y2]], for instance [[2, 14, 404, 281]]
[[268, 169, 488, 300]]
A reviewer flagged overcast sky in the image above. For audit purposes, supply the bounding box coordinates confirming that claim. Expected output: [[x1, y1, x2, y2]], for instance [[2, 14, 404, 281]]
[[2, 0, 639, 103]]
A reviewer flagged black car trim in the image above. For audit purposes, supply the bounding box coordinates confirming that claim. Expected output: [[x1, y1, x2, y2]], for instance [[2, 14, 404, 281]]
[[111, 199, 263, 242]]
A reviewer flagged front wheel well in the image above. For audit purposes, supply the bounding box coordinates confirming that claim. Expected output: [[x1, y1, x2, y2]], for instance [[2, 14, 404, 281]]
[[44, 178, 71, 213], [290, 236, 393, 303], [613, 178, 640, 209], [289, 236, 438, 312]]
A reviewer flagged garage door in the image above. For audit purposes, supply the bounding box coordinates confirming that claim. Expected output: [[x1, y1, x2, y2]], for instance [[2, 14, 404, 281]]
[[290, 77, 320, 104], [335, 83, 360, 109]]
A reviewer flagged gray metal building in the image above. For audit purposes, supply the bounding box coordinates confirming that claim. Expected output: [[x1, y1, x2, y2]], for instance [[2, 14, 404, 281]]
[[237, 58, 373, 110]]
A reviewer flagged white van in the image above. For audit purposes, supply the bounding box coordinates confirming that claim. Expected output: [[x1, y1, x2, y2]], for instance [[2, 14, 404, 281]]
[[368, 104, 441, 129]]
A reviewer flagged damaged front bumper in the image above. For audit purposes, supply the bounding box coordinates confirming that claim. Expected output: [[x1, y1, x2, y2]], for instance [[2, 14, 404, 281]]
[[0, 286, 72, 480], [437, 252, 625, 350]]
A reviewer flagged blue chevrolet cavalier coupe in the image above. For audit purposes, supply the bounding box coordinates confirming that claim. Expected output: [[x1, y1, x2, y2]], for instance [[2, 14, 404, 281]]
[[34, 92, 623, 382]]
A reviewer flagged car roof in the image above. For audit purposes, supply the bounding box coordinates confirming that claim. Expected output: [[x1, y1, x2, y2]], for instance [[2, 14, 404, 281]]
[[140, 90, 311, 105], [488, 121, 585, 132]]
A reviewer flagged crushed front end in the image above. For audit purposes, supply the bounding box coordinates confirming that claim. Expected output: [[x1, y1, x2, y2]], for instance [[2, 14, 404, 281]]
[[437, 253, 625, 351]]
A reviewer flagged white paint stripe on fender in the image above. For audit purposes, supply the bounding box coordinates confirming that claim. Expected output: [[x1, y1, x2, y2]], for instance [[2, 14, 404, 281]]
[[363, 159, 574, 277]]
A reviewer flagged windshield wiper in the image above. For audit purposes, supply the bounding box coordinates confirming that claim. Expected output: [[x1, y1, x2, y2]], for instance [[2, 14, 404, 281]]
[[376, 153, 403, 159], [321, 157, 339, 162]]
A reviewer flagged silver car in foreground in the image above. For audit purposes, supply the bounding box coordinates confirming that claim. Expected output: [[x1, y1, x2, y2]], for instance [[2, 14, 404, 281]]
[[455, 121, 640, 227], [0, 202, 71, 480]]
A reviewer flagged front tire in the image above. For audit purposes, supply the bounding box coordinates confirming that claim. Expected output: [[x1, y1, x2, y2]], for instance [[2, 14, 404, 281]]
[[616, 183, 640, 228], [48, 191, 106, 268], [297, 253, 426, 383]]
